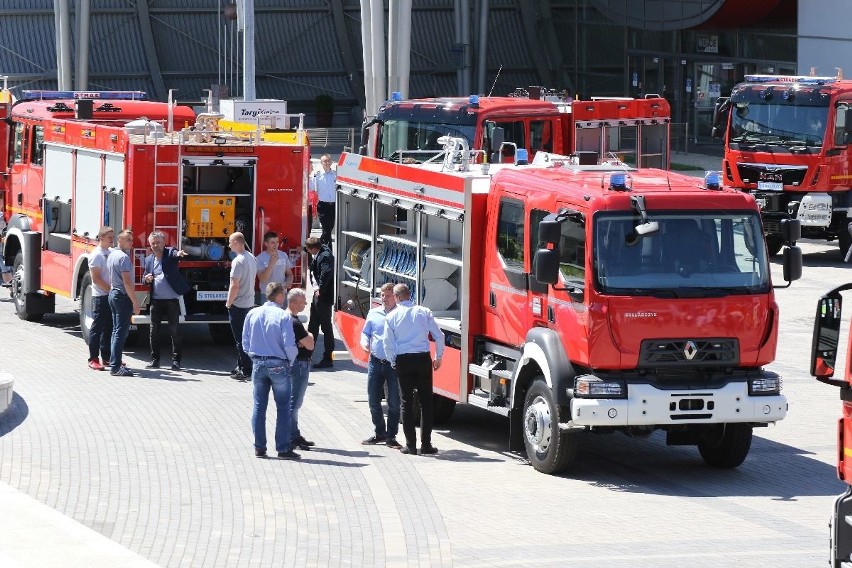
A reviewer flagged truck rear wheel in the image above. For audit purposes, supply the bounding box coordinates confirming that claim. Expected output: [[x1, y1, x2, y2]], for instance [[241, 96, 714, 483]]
[[697, 423, 753, 468], [765, 234, 783, 257], [523, 378, 577, 474], [79, 272, 94, 344], [11, 252, 43, 322]]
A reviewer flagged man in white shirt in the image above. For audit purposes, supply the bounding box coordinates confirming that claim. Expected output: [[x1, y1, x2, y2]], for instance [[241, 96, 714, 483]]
[[226, 232, 258, 380], [255, 231, 294, 301], [309, 154, 337, 245], [87, 226, 114, 371]]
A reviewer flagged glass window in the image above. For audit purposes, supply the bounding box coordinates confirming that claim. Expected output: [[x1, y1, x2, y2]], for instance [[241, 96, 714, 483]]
[[494, 120, 526, 150], [12, 122, 24, 164], [835, 104, 848, 146], [30, 125, 44, 165], [530, 120, 553, 153], [531, 208, 586, 284], [497, 198, 525, 270], [379, 119, 475, 162]]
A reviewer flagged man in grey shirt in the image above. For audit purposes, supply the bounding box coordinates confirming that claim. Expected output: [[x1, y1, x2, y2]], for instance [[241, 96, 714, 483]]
[[107, 229, 141, 377], [226, 232, 258, 380]]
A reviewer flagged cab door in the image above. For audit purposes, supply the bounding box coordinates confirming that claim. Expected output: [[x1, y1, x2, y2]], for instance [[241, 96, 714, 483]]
[[0, 101, 9, 212]]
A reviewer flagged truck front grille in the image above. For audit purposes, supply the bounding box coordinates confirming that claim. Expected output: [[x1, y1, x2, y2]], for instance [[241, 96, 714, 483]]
[[639, 338, 739, 367], [736, 163, 807, 186]]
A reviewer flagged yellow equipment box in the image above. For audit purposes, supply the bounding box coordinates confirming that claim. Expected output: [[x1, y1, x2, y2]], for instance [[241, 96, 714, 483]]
[[185, 195, 235, 238]]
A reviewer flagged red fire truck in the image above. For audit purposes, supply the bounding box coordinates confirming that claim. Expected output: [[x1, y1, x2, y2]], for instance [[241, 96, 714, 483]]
[[810, 285, 852, 566], [333, 143, 803, 474], [363, 87, 671, 169], [714, 74, 852, 257], [0, 90, 309, 343]]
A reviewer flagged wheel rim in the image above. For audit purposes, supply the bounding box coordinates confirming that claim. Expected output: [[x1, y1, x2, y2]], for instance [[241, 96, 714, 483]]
[[81, 289, 93, 333], [11, 264, 24, 307], [524, 395, 553, 454]]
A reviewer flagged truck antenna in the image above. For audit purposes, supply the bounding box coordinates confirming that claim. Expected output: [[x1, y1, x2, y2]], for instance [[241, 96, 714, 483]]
[[488, 65, 503, 97]]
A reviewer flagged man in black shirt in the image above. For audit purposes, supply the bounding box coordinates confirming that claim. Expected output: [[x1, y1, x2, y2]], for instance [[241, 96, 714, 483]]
[[288, 288, 316, 451], [305, 237, 335, 368]]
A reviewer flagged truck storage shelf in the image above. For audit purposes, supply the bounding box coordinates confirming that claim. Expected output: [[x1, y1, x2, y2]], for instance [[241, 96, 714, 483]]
[[377, 267, 416, 279], [424, 252, 463, 267], [342, 265, 362, 275], [340, 279, 376, 292], [379, 233, 458, 249], [379, 220, 408, 229], [341, 230, 373, 241]]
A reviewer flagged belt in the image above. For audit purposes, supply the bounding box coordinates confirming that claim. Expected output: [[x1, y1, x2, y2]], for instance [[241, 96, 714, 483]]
[[110, 289, 128, 296], [251, 355, 287, 362], [396, 352, 430, 359], [371, 355, 391, 365]]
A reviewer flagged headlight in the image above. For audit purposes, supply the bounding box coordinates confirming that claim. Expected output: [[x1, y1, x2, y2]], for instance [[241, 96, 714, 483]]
[[574, 375, 626, 398], [748, 375, 781, 396]]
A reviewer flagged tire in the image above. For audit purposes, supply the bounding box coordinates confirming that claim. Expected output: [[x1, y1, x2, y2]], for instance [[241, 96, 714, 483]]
[[840, 224, 852, 260], [11, 252, 43, 322], [432, 395, 456, 425], [209, 323, 235, 345], [522, 378, 577, 474], [697, 423, 753, 468], [79, 272, 94, 345], [765, 234, 783, 257]]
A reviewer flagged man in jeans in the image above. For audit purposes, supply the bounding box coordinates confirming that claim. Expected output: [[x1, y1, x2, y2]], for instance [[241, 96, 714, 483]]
[[107, 229, 141, 377], [287, 288, 315, 451], [87, 226, 114, 371], [360, 283, 401, 448], [142, 231, 189, 370], [225, 232, 257, 380], [243, 282, 300, 459]]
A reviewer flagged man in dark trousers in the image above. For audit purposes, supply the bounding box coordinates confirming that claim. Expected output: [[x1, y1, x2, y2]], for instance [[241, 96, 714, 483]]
[[305, 237, 335, 368], [143, 231, 190, 371], [383, 283, 445, 455]]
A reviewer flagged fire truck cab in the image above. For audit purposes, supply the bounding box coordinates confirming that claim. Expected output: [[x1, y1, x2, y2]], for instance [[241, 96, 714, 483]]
[[0, 90, 309, 343], [335, 142, 802, 474], [365, 88, 671, 170], [715, 74, 852, 257]]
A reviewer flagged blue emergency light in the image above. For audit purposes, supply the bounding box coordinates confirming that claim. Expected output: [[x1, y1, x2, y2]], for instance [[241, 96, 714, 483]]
[[516, 148, 529, 165], [21, 90, 147, 101], [704, 171, 722, 190], [391, 91, 403, 101], [608, 172, 631, 191], [469, 94, 480, 108]]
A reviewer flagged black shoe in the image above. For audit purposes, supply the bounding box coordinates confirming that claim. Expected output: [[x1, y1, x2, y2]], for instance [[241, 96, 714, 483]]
[[420, 445, 438, 455], [145, 360, 160, 369], [255, 448, 267, 458], [170, 361, 181, 371], [385, 437, 402, 449], [296, 435, 315, 447], [295, 440, 311, 451], [400, 446, 418, 455], [230, 371, 248, 381], [362, 435, 386, 445], [277, 450, 301, 460], [314, 358, 333, 369]]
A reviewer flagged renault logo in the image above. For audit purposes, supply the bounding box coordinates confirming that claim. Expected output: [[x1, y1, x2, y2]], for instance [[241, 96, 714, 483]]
[[683, 340, 698, 360]]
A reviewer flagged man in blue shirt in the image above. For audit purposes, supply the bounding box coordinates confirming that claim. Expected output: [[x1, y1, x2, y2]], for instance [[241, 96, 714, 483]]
[[242, 282, 300, 460], [383, 283, 445, 455], [360, 283, 401, 448]]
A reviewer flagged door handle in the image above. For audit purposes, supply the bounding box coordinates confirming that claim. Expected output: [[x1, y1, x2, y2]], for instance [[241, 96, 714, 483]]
[[489, 290, 496, 308]]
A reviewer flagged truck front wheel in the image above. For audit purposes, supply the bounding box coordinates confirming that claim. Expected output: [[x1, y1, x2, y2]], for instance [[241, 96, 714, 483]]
[[522, 378, 577, 474], [79, 273, 94, 344], [697, 423, 753, 468], [11, 252, 43, 322]]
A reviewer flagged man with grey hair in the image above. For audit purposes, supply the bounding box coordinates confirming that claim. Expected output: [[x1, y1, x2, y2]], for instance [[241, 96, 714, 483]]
[[142, 231, 189, 370], [288, 287, 316, 450]]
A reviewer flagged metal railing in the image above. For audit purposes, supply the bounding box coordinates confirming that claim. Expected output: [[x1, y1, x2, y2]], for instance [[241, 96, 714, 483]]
[[306, 128, 357, 151]]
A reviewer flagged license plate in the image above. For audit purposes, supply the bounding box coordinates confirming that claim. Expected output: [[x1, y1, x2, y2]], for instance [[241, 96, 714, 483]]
[[757, 181, 783, 191], [197, 290, 228, 301]]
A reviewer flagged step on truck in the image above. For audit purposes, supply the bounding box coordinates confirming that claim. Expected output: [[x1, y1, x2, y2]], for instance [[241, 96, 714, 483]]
[[333, 137, 803, 474], [0, 90, 310, 343]]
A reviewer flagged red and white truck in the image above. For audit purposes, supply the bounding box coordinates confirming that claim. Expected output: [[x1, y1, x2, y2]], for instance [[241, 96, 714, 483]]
[[0, 90, 309, 343], [810, 284, 852, 566], [364, 88, 671, 169], [714, 73, 852, 257], [333, 141, 803, 474]]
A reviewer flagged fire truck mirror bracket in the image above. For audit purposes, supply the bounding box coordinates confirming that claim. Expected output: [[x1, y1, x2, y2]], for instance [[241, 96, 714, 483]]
[[522, 327, 575, 409]]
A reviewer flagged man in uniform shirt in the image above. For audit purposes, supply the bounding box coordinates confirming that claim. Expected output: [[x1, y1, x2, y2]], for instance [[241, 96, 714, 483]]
[[243, 282, 300, 459], [107, 229, 141, 377], [87, 226, 114, 371], [256, 231, 294, 301], [226, 232, 257, 380], [142, 231, 190, 370], [383, 283, 445, 455], [360, 283, 401, 448], [309, 154, 337, 245]]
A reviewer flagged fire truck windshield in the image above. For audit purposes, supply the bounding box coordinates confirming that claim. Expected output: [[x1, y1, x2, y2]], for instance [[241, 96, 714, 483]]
[[379, 119, 476, 161], [594, 212, 770, 297], [729, 86, 830, 148]]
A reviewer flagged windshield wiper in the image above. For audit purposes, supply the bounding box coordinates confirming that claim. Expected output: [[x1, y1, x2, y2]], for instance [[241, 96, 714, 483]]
[[674, 286, 759, 298], [732, 134, 764, 143]]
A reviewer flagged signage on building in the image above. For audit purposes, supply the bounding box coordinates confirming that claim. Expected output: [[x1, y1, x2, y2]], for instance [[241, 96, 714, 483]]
[[219, 99, 288, 127], [697, 34, 719, 54]]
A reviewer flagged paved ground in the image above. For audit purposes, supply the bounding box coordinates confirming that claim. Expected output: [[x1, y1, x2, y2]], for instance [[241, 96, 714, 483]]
[[0, 182, 848, 567]]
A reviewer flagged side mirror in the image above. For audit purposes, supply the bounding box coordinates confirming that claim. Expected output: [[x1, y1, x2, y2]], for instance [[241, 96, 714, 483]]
[[781, 218, 801, 243], [534, 248, 560, 285], [489, 126, 505, 163], [811, 294, 842, 379], [538, 218, 561, 244], [782, 246, 802, 282], [711, 97, 731, 140]]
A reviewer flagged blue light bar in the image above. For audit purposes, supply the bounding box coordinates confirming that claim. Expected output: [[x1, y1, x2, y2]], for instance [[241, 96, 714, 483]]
[[469, 94, 480, 107], [516, 148, 529, 165], [704, 171, 722, 190], [608, 172, 631, 191], [744, 74, 836, 85], [391, 91, 402, 101], [21, 90, 147, 101]]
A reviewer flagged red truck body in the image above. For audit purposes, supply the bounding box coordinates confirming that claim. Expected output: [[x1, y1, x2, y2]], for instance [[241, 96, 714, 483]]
[[0, 90, 308, 342], [334, 146, 796, 474]]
